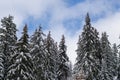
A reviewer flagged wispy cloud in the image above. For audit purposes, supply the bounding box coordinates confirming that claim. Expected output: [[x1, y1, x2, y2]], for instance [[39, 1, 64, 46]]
[[0, 0, 120, 64], [93, 12, 120, 44]]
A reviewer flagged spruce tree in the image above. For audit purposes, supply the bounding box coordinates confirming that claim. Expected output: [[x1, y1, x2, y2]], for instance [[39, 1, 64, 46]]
[[118, 52, 120, 80], [117, 43, 120, 80], [0, 25, 5, 79], [112, 43, 118, 77], [30, 26, 46, 80], [44, 31, 58, 80], [74, 13, 102, 80], [6, 25, 35, 80], [57, 35, 71, 80], [73, 36, 83, 75], [100, 32, 114, 80], [0, 15, 17, 79]]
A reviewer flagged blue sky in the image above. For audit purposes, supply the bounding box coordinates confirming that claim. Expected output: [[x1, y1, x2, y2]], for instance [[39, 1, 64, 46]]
[[0, 0, 120, 64]]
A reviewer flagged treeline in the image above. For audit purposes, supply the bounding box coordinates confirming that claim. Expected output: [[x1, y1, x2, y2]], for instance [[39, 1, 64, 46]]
[[0, 15, 72, 80], [73, 13, 120, 80], [0, 13, 120, 80]]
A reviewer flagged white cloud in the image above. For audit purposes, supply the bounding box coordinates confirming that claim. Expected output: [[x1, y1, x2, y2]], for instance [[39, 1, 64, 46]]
[[0, 0, 120, 64], [47, 0, 120, 64], [93, 12, 120, 44]]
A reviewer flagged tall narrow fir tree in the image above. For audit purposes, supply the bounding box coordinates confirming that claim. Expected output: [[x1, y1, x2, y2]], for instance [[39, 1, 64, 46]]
[[74, 13, 102, 80], [6, 25, 35, 80]]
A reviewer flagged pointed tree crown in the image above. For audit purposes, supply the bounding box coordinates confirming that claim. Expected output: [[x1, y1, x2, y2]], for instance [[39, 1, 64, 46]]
[[23, 24, 28, 33], [38, 25, 45, 36], [61, 35, 65, 44], [38, 25, 42, 32], [59, 35, 66, 52], [18, 24, 29, 47], [85, 13, 91, 25], [47, 31, 51, 41]]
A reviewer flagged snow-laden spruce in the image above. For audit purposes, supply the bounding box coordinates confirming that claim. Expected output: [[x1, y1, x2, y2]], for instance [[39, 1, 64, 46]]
[[117, 43, 120, 80], [30, 26, 46, 80], [100, 32, 115, 80], [112, 43, 118, 78], [73, 13, 102, 80], [7, 25, 35, 80], [43, 31, 59, 80], [0, 25, 5, 79], [57, 35, 72, 80], [0, 15, 17, 79], [0, 14, 119, 80]]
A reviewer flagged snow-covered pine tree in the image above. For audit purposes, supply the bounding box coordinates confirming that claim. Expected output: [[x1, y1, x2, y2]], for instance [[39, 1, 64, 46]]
[[44, 31, 58, 80], [30, 26, 46, 80], [74, 13, 102, 80], [117, 52, 120, 80], [0, 15, 17, 79], [100, 32, 114, 80], [117, 42, 120, 80], [57, 35, 71, 80], [73, 36, 83, 75], [112, 43, 118, 77], [6, 24, 35, 80], [0, 25, 6, 79]]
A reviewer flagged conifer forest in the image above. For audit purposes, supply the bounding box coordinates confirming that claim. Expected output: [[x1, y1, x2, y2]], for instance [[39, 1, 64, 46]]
[[0, 13, 120, 80]]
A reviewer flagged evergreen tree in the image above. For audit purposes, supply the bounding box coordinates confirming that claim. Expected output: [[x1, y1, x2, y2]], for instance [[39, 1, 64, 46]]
[[117, 51, 120, 80], [44, 31, 58, 80], [0, 15, 17, 79], [112, 43, 118, 77], [74, 13, 102, 80], [73, 36, 83, 75], [117, 42, 120, 80], [6, 25, 35, 80], [30, 26, 46, 80], [100, 32, 114, 80], [0, 25, 5, 79], [57, 35, 71, 80]]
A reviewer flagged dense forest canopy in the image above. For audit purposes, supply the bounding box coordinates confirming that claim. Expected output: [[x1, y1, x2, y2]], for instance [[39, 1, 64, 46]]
[[0, 14, 120, 80]]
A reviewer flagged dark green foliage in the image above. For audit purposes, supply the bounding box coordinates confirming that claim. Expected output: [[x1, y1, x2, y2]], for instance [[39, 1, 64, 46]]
[[7, 25, 35, 80], [44, 31, 58, 80], [74, 13, 102, 80], [0, 28, 5, 79], [57, 35, 71, 80], [0, 15, 17, 79], [100, 32, 114, 80], [30, 26, 46, 80], [0, 14, 120, 80], [112, 43, 118, 76], [117, 44, 120, 80]]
